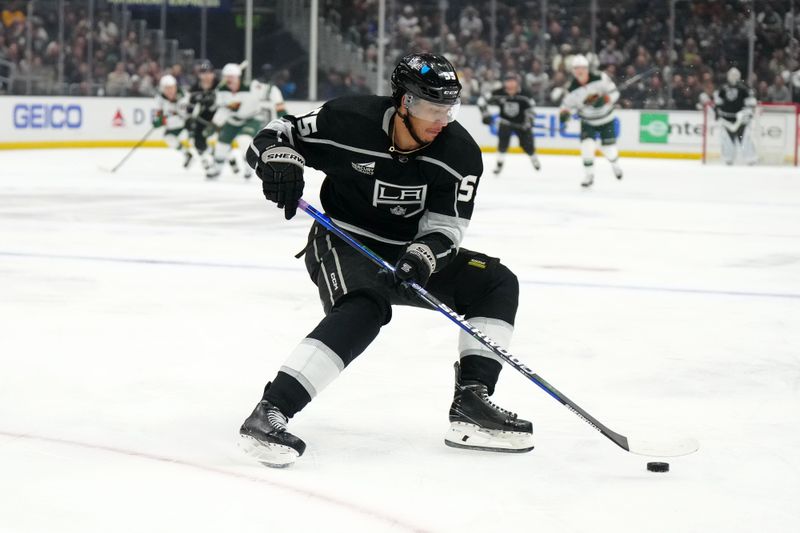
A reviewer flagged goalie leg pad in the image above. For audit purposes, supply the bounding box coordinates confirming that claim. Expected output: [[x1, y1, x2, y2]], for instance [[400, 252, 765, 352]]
[[739, 123, 758, 165], [720, 127, 737, 164]]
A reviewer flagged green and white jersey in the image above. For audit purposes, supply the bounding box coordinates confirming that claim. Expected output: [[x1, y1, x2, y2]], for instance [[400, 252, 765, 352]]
[[154, 89, 190, 130], [213, 80, 284, 127], [561, 72, 619, 126]]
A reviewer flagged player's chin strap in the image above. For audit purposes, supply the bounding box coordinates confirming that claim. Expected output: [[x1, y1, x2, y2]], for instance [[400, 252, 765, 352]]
[[399, 109, 428, 147], [295, 198, 700, 458]]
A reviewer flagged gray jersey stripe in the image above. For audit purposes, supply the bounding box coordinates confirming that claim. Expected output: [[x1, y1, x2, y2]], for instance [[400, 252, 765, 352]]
[[300, 136, 393, 159], [417, 156, 465, 182]]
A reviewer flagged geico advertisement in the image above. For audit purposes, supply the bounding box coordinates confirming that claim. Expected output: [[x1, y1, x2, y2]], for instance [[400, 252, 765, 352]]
[[1, 97, 154, 141]]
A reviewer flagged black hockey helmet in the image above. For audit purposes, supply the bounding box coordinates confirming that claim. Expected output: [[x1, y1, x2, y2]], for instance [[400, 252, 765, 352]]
[[391, 53, 462, 108], [197, 60, 214, 73]]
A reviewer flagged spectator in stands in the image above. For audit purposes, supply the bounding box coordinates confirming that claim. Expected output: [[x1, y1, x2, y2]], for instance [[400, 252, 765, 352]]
[[131, 63, 155, 96], [546, 70, 567, 106], [697, 79, 714, 110], [397, 5, 420, 40], [350, 74, 371, 95], [642, 76, 667, 109], [459, 7, 482, 41], [106, 61, 130, 96], [568, 25, 591, 54], [274, 68, 296, 98], [766, 73, 792, 102], [2, 2, 25, 28], [524, 59, 549, 104], [458, 66, 480, 104], [171, 63, 188, 87], [551, 43, 574, 73], [756, 79, 770, 101], [321, 69, 347, 99], [598, 39, 624, 67]]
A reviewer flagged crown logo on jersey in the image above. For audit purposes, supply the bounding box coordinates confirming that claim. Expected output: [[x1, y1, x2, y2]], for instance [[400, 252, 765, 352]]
[[390, 205, 407, 216], [351, 161, 375, 175]]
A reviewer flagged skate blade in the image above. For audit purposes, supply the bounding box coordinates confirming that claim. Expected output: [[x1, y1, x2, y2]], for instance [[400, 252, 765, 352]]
[[444, 422, 534, 453], [239, 434, 299, 468]]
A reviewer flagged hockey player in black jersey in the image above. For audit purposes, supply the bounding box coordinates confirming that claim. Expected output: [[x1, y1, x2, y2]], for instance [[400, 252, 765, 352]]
[[712, 67, 758, 165], [239, 53, 533, 467], [186, 61, 218, 171], [478, 73, 541, 175]]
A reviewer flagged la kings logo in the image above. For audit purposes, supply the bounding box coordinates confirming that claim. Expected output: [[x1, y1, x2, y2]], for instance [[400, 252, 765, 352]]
[[372, 179, 427, 217], [503, 101, 520, 117], [351, 161, 375, 175]]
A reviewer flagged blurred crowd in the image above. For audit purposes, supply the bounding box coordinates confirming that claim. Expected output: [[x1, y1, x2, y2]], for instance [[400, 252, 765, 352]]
[[3, 0, 800, 108], [1, 0, 168, 96], [325, 0, 800, 109]]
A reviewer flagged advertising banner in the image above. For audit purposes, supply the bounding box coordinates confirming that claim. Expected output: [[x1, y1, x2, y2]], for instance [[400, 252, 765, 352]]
[[0, 96, 705, 158]]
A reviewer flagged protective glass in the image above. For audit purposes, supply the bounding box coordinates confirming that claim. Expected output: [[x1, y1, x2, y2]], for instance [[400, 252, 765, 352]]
[[405, 94, 461, 124]]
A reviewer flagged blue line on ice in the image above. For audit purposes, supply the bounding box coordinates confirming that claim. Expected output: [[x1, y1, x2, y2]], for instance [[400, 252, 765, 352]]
[[2, 250, 799, 301]]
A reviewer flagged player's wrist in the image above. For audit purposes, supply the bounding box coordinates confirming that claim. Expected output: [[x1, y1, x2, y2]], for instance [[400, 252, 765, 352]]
[[261, 146, 305, 170]]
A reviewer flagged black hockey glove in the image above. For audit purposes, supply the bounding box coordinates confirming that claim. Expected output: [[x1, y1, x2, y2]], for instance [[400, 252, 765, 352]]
[[379, 242, 436, 299], [255, 146, 305, 220], [481, 113, 492, 125]]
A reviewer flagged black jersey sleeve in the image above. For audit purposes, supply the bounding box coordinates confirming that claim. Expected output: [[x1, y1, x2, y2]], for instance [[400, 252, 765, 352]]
[[413, 134, 483, 271]]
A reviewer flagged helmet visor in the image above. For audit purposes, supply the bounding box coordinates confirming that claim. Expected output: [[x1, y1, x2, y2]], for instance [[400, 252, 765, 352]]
[[405, 94, 461, 124]]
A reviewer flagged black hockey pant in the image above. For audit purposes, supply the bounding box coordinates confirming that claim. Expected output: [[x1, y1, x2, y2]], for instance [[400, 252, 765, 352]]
[[264, 223, 520, 418], [498, 123, 536, 155]]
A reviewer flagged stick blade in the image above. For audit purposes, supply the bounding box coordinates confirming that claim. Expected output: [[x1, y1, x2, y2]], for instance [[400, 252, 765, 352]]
[[626, 436, 700, 457]]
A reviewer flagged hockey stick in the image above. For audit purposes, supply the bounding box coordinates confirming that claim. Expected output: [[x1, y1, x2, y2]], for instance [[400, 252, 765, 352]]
[[100, 125, 159, 173], [612, 66, 660, 93], [297, 199, 699, 458]]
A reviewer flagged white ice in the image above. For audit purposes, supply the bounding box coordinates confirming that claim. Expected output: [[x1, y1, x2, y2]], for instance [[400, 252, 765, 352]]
[[1, 148, 798, 533]]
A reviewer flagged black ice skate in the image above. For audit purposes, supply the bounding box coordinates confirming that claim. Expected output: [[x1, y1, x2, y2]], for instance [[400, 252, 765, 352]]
[[445, 362, 534, 453], [581, 174, 594, 188], [182, 150, 194, 169], [493, 162, 503, 176], [229, 157, 240, 174], [239, 397, 306, 468]]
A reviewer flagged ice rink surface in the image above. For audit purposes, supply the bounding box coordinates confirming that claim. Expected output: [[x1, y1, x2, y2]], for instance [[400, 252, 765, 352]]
[[1, 147, 799, 533]]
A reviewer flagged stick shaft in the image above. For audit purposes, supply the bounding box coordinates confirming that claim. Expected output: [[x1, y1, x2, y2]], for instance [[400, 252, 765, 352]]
[[111, 126, 158, 173]]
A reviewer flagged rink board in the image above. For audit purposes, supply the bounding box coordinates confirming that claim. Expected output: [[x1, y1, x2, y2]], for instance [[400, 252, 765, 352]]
[[0, 96, 706, 158]]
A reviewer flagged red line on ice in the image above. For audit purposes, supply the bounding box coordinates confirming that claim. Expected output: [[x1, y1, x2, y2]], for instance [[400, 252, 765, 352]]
[[0, 430, 429, 533]]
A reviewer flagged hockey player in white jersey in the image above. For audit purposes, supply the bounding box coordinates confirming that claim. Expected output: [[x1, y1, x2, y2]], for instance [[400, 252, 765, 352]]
[[153, 74, 193, 167], [558, 55, 623, 188], [712, 67, 758, 165], [206, 63, 287, 179]]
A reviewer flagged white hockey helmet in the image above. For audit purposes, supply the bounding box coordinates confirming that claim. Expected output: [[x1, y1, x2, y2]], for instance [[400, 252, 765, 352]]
[[571, 54, 589, 70], [159, 74, 177, 91], [727, 67, 741, 85], [222, 63, 242, 78]]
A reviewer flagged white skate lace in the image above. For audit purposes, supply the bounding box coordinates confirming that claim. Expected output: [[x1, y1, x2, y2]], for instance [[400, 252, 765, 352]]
[[264, 403, 288, 432], [469, 384, 518, 419]]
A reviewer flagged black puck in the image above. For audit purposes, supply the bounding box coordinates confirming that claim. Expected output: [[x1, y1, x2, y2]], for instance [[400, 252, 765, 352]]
[[647, 462, 669, 473]]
